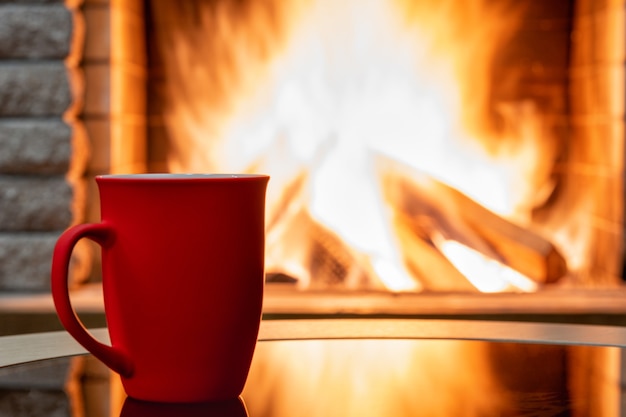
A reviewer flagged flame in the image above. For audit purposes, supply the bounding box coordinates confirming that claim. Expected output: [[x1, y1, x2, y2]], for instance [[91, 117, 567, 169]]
[[151, 0, 564, 292], [433, 234, 538, 293]]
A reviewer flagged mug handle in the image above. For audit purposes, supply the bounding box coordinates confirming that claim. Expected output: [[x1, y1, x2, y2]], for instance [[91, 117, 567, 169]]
[[51, 223, 134, 377]]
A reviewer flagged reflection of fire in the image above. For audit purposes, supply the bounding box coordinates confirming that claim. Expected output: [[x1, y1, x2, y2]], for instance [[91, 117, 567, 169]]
[[149, 0, 577, 293], [244, 340, 513, 416]]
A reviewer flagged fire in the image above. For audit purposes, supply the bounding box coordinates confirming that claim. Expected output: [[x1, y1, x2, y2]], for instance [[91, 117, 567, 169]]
[[151, 0, 566, 292], [435, 236, 537, 293]]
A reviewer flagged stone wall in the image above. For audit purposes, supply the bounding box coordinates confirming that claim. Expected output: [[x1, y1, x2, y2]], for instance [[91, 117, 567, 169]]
[[0, 0, 89, 292], [0, 1, 88, 415]]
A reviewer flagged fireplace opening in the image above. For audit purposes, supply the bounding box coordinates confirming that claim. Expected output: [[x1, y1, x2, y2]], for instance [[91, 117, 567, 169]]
[[136, 0, 624, 294]]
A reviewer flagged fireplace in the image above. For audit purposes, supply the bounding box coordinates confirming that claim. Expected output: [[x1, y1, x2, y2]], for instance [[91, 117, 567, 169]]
[[0, 0, 624, 415], [131, 0, 625, 292], [0, 1, 619, 306], [54, 1, 616, 415]]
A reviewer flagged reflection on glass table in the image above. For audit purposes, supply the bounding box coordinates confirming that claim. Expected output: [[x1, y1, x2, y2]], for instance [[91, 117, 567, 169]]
[[1, 319, 626, 417]]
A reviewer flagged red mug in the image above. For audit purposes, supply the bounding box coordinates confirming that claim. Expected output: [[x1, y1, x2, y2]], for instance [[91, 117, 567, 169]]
[[51, 174, 269, 403]]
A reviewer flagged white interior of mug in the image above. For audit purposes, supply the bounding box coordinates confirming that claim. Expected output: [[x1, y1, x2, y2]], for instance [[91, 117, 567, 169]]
[[98, 173, 267, 180]]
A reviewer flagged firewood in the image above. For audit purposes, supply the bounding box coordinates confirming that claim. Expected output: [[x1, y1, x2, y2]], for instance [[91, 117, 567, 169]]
[[378, 158, 567, 284], [393, 212, 479, 292], [444, 185, 567, 283], [265, 173, 386, 290]]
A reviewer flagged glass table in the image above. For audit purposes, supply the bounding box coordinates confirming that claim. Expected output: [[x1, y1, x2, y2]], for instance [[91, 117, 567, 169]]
[[2, 319, 626, 416]]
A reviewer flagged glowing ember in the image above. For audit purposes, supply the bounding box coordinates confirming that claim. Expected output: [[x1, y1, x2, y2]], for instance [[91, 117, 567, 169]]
[[151, 0, 567, 292]]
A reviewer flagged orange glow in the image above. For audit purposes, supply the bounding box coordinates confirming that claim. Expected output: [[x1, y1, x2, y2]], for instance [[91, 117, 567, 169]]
[[244, 340, 512, 417], [434, 235, 538, 293], [154, 0, 569, 292]]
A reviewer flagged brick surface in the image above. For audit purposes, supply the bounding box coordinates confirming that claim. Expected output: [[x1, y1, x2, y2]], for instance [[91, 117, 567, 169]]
[[0, 230, 93, 291], [0, 4, 71, 58], [0, 232, 58, 291], [0, 119, 71, 174], [0, 63, 71, 116], [83, 5, 110, 61], [0, 175, 72, 231]]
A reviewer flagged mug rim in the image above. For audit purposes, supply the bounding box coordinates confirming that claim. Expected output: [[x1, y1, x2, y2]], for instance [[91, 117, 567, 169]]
[[96, 173, 269, 181]]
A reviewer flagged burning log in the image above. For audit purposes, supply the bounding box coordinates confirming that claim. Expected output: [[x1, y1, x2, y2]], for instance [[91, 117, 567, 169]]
[[394, 212, 478, 292], [445, 185, 567, 284], [265, 172, 384, 289], [264, 155, 566, 290], [379, 158, 567, 285], [267, 204, 392, 290]]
